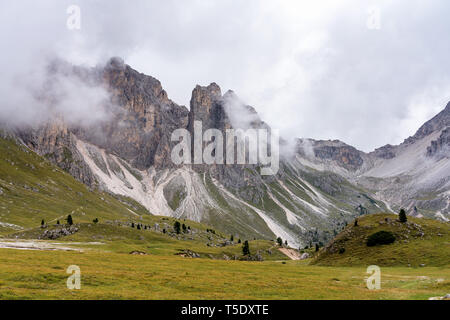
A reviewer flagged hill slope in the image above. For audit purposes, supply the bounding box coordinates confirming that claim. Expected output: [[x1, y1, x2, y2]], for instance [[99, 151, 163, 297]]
[[313, 213, 450, 267], [0, 134, 150, 235]]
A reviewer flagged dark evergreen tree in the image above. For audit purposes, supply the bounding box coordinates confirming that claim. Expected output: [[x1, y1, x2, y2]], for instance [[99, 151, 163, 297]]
[[276, 237, 283, 246], [41, 219, 45, 227], [174, 221, 181, 234], [93, 218, 99, 224], [66, 215, 73, 226], [399, 208, 407, 223], [230, 235, 234, 242], [242, 240, 250, 255]]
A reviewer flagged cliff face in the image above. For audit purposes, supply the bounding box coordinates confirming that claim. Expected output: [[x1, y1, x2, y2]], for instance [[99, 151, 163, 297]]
[[74, 57, 189, 171], [427, 127, 450, 158]]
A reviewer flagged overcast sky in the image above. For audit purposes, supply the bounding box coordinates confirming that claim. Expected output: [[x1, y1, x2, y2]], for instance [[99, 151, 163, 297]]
[[1, 0, 449, 152]]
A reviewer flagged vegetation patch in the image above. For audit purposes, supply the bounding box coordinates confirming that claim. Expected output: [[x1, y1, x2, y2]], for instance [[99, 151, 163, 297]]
[[366, 230, 395, 247]]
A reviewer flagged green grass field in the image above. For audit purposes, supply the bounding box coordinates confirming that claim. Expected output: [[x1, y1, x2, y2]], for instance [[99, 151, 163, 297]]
[[0, 248, 448, 300]]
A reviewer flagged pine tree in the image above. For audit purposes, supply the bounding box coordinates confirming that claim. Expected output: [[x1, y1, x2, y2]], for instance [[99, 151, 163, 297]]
[[137, 224, 141, 230], [399, 208, 407, 223], [242, 240, 250, 255], [277, 237, 283, 246], [131, 222, 135, 228], [93, 218, 99, 224], [56, 220, 60, 225], [354, 219, 358, 227], [66, 215, 73, 226], [238, 239, 241, 244], [41, 219, 45, 227], [174, 221, 181, 234], [315, 243, 319, 252], [230, 235, 234, 242], [182, 223, 187, 233], [285, 240, 288, 246]]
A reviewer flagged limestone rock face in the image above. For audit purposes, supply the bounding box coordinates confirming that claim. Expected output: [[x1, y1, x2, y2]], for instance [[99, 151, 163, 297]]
[[75, 58, 189, 170], [427, 127, 450, 158], [16, 118, 98, 188]]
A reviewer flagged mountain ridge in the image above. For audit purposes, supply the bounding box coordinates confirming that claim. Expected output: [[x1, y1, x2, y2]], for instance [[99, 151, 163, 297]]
[[1, 57, 449, 247]]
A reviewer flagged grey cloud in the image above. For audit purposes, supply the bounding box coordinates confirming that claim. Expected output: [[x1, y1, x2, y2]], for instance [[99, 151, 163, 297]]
[[0, 1, 449, 151]]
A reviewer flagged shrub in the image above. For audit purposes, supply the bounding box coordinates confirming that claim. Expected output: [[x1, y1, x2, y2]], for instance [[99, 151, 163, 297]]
[[399, 209, 407, 223], [367, 231, 396, 247], [339, 247, 345, 254], [93, 218, 99, 224]]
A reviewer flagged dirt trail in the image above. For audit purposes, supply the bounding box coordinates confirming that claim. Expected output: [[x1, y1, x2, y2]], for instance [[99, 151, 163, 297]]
[[0, 239, 102, 252], [278, 248, 302, 260]]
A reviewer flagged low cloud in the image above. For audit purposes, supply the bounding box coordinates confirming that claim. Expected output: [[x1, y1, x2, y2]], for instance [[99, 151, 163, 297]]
[[1, 1, 449, 151]]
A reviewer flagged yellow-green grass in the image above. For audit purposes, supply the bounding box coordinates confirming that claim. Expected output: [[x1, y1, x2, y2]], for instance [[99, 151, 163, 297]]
[[0, 248, 448, 300], [313, 213, 450, 267]]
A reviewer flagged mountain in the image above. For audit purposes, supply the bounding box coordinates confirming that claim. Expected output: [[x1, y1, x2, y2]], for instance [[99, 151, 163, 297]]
[[295, 102, 450, 222], [1, 58, 449, 247]]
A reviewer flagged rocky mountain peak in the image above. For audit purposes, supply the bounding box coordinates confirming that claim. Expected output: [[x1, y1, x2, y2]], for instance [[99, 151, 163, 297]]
[[404, 101, 450, 144]]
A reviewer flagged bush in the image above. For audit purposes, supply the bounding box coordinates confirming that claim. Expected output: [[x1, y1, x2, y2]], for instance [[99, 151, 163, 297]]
[[93, 218, 99, 224], [366, 231, 396, 247], [399, 209, 407, 223]]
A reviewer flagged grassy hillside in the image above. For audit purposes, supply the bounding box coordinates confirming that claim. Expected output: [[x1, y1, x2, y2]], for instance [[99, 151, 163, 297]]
[[313, 213, 450, 267], [0, 136, 150, 235], [6, 219, 288, 261]]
